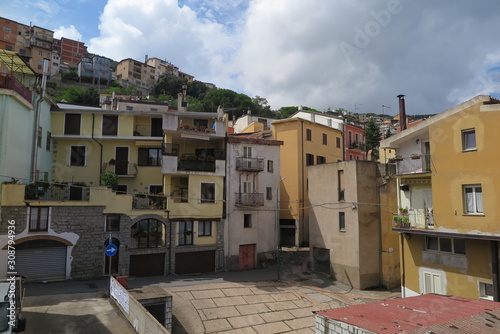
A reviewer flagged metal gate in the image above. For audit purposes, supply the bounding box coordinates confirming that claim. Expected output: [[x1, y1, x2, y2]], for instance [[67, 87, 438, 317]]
[[16, 246, 67, 281], [129, 253, 165, 277]]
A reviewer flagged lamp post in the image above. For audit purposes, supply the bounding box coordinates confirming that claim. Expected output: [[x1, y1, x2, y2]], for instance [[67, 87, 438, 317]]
[[276, 178, 285, 281]]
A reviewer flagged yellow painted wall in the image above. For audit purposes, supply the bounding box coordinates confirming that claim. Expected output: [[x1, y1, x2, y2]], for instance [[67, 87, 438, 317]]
[[272, 119, 343, 220], [403, 235, 493, 299], [430, 102, 500, 233]]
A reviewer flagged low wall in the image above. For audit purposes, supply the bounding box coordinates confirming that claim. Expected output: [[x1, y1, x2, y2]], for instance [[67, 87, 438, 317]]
[[109, 277, 170, 334]]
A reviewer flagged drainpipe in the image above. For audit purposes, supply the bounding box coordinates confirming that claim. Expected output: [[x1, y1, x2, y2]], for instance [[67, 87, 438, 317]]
[[400, 233, 406, 298], [491, 241, 499, 302], [91, 113, 103, 183], [31, 60, 48, 182]]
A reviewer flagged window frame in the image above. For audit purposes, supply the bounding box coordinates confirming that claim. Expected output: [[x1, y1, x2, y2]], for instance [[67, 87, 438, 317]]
[[200, 182, 216, 203], [46, 131, 51, 151], [463, 185, 483, 215], [244, 214, 252, 228], [462, 129, 476, 151], [267, 160, 274, 173], [317, 155, 326, 164], [102, 114, 118, 136], [479, 282, 494, 301], [306, 128, 312, 141], [105, 215, 121, 232], [425, 236, 466, 255], [266, 187, 273, 200], [138, 148, 162, 166], [339, 212, 345, 232], [305, 153, 314, 166], [336, 137, 341, 148], [131, 219, 165, 248], [29, 207, 49, 232], [70, 145, 86, 166], [64, 113, 81, 135], [322, 133, 328, 145], [178, 221, 194, 245], [198, 220, 212, 236]]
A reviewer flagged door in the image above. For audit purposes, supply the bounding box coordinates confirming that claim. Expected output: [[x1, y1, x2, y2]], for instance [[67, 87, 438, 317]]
[[239, 244, 256, 270], [151, 118, 163, 137], [115, 147, 129, 175], [129, 253, 165, 277], [16, 240, 67, 281], [313, 247, 330, 274]]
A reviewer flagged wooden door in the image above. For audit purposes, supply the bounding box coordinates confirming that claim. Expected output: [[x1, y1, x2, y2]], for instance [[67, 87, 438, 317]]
[[239, 244, 256, 270]]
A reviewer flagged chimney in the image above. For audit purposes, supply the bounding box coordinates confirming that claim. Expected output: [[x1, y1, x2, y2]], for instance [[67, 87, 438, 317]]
[[397, 94, 407, 132], [145, 54, 148, 63]]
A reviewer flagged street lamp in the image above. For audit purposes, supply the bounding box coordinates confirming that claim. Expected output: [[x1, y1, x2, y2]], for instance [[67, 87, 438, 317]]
[[276, 178, 285, 281]]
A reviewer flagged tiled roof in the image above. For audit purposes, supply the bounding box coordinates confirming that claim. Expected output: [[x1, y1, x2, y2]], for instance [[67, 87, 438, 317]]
[[315, 294, 500, 333]]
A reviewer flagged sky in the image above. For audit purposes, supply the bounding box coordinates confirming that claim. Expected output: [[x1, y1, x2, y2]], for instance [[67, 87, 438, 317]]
[[3, 0, 500, 115]]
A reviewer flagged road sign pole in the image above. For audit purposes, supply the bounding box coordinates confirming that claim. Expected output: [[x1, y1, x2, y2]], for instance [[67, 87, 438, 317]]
[[108, 232, 113, 293]]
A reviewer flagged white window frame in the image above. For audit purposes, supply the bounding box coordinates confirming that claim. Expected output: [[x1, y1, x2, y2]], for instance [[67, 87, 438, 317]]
[[463, 185, 483, 215], [200, 182, 216, 204], [423, 271, 442, 294], [479, 281, 494, 301], [28, 207, 50, 232], [462, 129, 476, 151]]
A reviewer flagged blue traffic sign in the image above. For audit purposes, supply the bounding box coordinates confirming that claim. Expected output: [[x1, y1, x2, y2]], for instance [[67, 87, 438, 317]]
[[105, 244, 118, 256]]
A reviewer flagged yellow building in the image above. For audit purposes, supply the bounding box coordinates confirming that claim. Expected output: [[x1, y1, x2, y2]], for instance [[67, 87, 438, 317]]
[[116, 58, 156, 92], [380, 95, 500, 301], [272, 117, 343, 247]]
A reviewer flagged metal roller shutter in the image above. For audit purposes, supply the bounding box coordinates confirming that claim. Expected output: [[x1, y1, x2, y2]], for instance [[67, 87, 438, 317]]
[[16, 247, 67, 281], [175, 251, 215, 274]]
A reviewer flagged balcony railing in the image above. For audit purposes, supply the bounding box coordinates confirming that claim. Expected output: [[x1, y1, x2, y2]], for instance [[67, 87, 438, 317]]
[[347, 141, 366, 150], [132, 194, 167, 210], [0, 74, 32, 103], [236, 157, 264, 172], [178, 156, 216, 172], [102, 162, 138, 177], [25, 183, 90, 201], [133, 125, 163, 137], [235, 192, 264, 206], [389, 155, 431, 175], [392, 210, 434, 230]]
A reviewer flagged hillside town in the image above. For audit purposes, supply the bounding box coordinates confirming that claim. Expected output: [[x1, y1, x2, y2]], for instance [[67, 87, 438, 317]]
[[2, 15, 500, 334]]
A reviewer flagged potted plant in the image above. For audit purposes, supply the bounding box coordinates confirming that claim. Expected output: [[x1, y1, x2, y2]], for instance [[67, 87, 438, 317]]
[[410, 153, 421, 160], [393, 155, 403, 161], [135, 192, 147, 199], [108, 159, 117, 165], [399, 207, 409, 214], [206, 156, 215, 162]]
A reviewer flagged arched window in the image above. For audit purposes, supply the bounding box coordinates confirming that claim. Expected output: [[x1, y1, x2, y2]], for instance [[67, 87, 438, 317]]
[[131, 219, 165, 248]]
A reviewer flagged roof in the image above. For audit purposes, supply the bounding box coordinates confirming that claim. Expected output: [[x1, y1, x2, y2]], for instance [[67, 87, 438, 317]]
[[380, 95, 497, 149], [315, 294, 500, 333], [228, 131, 283, 146], [272, 117, 343, 133], [0, 50, 35, 75]]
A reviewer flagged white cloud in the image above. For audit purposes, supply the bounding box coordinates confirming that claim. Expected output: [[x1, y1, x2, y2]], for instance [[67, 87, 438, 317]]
[[54, 25, 83, 40], [87, 0, 500, 114]]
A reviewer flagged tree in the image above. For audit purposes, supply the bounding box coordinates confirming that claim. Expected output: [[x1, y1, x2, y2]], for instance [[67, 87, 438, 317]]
[[365, 118, 381, 159], [154, 74, 188, 97]]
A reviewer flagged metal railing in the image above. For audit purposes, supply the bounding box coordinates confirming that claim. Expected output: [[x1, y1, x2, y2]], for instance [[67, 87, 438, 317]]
[[347, 141, 366, 150], [236, 157, 264, 171], [25, 183, 90, 201], [235, 192, 264, 206], [389, 155, 431, 175], [0, 74, 32, 103], [392, 211, 434, 230], [133, 125, 163, 137], [132, 195, 167, 210]]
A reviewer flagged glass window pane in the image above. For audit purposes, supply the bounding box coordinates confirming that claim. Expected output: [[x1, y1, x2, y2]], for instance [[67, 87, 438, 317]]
[[454, 239, 466, 254], [426, 237, 438, 250], [440, 238, 452, 252], [475, 187, 483, 213]]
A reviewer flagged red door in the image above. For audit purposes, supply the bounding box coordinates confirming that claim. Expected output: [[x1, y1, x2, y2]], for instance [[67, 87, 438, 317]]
[[239, 244, 256, 270]]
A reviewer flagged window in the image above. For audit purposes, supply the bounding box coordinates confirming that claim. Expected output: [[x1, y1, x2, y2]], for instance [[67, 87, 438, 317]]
[[138, 148, 162, 166], [5, 45, 12, 51], [198, 221, 212, 236], [181, 188, 188, 202], [266, 187, 273, 200], [38, 51, 43, 56], [243, 146, 252, 158], [339, 212, 345, 231], [349, 154, 353, 160], [338, 170, 345, 201], [462, 129, 476, 151], [317, 156, 326, 164], [70, 146, 86, 166], [480, 282, 494, 300], [37, 126, 42, 147], [464, 185, 483, 214], [267, 160, 274, 173], [306, 153, 314, 166], [64, 114, 81, 135], [151, 118, 162, 136], [244, 214, 252, 228], [336, 137, 341, 148], [201, 183, 215, 203], [3, 27, 11, 32], [306, 128, 312, 141], [425, 236, 466, 254], [131, 219, 165, 248], [126, 106, 133, 111], [46, 131, 51, 151], [102, 115, 118, 136], [423, 271, 442, 294], [322, 133, 328, 145], [29, 207, 49, 232], [178, 221, 193, 245], [105, 215, 120, 231], [116, 185, 127, 195]]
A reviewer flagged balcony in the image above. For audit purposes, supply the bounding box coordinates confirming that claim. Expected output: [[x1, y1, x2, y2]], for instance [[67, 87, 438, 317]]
[[132, 194, 167, 210], [235, 192, 264, 206], [102, 162, 138, 177], [0, 74, 32, 103], [178, 155, 216, 172], [236, 157, 264, 172], [347, 141, 366, 150], [25, 182, 90, 201], [389, 154, 431, 175], [133, 125, 163, 137], [392, 209, 434, 230]]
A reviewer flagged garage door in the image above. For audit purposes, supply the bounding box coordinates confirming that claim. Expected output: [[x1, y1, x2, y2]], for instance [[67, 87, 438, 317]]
[[175, 251, 215, 275], [16, 241, 67, 282], [129, 253, 165, 277]]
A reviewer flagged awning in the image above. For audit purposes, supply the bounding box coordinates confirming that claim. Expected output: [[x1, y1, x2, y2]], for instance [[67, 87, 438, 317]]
[[135, 141, 162, 147], [0, 50, 35, 75]]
